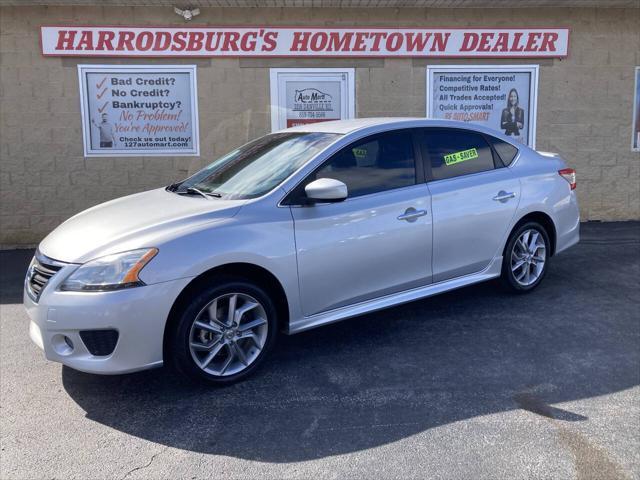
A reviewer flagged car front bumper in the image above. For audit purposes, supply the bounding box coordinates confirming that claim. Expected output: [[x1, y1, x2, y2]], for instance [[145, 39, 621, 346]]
[[24, 263, 192, 375]]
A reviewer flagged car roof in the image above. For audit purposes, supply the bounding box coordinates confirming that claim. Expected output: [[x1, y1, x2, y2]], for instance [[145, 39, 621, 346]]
[[282, 117, 493, 135], [281, 117, 530, 152]]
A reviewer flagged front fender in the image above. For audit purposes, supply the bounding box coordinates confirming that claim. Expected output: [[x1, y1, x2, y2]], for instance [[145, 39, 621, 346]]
[[138, 200, 302, 328]]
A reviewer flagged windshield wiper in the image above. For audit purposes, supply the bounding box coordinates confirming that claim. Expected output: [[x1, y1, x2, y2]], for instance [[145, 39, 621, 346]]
[[174, 187, 224, 200], [182, 187, 212, 200], [167, 182, 223, 199]]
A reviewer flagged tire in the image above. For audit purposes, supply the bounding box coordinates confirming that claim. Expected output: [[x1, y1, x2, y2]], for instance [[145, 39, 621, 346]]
[[168, 277, 278, 385], [500, 221, 551, 293]]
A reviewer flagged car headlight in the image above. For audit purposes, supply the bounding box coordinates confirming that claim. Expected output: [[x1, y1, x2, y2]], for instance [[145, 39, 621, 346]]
[[60, 248, 158, 292]]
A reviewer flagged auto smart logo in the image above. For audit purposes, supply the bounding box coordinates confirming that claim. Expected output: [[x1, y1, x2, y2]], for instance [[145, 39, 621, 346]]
[[292, 88, 334, 112]]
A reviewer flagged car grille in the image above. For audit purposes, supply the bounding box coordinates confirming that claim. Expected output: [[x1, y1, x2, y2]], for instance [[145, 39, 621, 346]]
[[26, 254, 66, 302]]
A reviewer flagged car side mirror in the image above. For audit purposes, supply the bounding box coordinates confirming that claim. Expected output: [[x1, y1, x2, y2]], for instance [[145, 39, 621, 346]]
[[304, 178, 348, 203]]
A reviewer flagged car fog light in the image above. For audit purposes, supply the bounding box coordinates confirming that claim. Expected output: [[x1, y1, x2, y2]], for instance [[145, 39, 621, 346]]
[[52, 334, 74, 356]]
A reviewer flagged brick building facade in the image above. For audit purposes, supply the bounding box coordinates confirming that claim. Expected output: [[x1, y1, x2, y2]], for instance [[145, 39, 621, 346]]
[[0, 2, 638, 246]]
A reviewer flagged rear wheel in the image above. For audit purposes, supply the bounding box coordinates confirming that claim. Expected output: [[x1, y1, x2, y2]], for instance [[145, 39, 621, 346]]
[[169, 278, 278, 385], [501, 221, 550, 293]]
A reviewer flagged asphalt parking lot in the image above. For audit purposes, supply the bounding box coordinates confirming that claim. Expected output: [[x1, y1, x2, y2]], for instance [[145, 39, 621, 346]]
[[1, 221, 638, 480]]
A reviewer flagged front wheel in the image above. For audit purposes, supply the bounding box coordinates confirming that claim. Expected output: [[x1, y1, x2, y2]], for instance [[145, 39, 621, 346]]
[[169, 278, 278, 385], [501, 222, 550, 293]]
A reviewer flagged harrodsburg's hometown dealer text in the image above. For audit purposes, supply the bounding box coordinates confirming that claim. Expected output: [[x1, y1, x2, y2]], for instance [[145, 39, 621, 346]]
[[78, 65, 199, 156], [43, 27, 569, 58]]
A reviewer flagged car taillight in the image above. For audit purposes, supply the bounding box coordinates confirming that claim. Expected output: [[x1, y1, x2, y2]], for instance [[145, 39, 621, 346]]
[[558, 168, 576, 190]]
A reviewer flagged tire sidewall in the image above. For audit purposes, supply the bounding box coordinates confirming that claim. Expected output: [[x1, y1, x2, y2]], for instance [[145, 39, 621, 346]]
[[502, 221, 550, 293], [170, 278, 278, 385]]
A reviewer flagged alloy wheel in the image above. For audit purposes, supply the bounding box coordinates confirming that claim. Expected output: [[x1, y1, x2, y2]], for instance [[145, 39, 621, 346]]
[[188, 293, 268, 376], [511, 228, 547, 287]]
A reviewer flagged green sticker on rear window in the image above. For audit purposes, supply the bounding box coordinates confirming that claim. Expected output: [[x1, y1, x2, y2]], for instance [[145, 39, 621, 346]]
[[443, 148, 478, 166]]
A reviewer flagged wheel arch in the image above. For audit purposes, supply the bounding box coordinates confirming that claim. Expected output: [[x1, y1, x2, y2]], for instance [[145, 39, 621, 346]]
[[506, 211, 557, 257], [162, 262, 290, 361]]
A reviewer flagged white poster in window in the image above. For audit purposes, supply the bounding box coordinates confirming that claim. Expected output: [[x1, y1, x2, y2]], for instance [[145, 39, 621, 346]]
[[426, 65, 538, 148], [632, 67, 640, 152], [270, 68, 355, 131], [78, 65, 199, 157]]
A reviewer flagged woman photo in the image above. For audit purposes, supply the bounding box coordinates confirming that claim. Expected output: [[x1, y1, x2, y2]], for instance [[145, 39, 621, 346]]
[[501, 88, 525, 137]]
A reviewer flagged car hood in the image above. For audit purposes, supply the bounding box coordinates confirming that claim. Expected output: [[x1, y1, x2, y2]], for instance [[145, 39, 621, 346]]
[[39, 188, 245, 263]]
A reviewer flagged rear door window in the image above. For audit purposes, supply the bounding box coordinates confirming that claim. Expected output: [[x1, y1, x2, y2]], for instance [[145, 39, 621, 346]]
[[423, 129, 495, 181]]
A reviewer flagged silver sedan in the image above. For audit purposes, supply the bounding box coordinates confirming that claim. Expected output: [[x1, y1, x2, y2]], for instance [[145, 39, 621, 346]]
[[24, 118, 579, 384]]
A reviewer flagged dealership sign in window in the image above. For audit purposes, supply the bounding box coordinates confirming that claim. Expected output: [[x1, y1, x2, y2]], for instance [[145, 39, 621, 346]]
[[78, 65, 199, 157], [270, 68, 355, 131], [426, 65, 539, 148], [633, 67, 640, 152]]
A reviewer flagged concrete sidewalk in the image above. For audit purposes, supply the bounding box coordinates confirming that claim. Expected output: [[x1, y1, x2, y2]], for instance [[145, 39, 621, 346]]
[[1, 221, 639, 479]]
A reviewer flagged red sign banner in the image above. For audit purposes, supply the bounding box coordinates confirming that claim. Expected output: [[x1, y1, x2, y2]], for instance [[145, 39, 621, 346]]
[[41, 26, 569, 58]]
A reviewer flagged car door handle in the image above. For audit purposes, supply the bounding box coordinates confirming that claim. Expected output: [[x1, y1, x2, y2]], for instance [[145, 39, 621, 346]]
[[397, 208, 428, 222], [492, 191, 516, 203]]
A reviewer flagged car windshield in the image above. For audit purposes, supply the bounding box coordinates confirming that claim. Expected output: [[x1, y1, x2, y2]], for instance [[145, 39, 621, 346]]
[[172, 132, 340, 200]]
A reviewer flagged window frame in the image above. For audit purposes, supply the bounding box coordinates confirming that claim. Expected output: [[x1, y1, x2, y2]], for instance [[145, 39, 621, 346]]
[[283, 128, 425, 206], [419, 127, 506, 183]]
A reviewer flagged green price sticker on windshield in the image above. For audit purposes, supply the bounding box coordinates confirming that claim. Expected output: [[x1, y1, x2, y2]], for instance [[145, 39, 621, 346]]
[[443, 148, 478, 166]]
